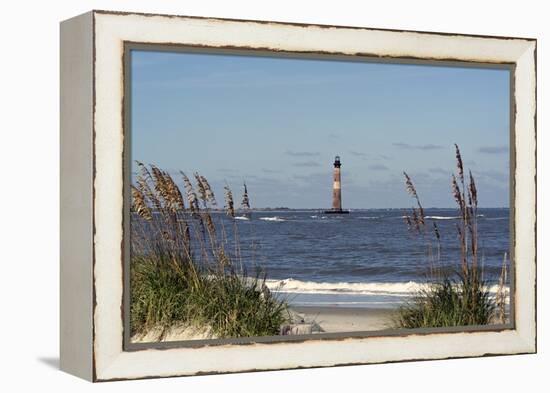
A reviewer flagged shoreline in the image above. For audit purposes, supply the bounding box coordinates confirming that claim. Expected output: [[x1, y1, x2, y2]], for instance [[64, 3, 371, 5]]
[[290, 305, 396, 333]]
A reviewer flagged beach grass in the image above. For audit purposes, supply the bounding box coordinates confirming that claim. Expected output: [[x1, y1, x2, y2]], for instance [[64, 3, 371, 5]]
[[394, 276, 494, 328], [130, 163, 289, 340], [397, 144, 508, 329]]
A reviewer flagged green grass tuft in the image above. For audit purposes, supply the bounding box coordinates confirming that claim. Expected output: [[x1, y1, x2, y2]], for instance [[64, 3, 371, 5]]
[[131, 256, 289, 339], [394, 272, 495, 329]]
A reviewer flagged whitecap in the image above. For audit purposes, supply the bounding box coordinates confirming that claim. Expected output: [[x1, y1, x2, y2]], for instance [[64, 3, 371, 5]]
[[259, 216, 285, 222]]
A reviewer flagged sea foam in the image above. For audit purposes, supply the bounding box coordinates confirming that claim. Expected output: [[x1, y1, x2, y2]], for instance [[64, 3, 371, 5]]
[[259, 216, 285, 222], [264, 278, 507, 297], [264, 278, 424, 296], [425, 214, 487, 220]]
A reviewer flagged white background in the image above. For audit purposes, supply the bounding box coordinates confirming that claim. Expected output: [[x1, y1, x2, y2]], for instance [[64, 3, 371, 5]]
[[0, 0, 546, 391]]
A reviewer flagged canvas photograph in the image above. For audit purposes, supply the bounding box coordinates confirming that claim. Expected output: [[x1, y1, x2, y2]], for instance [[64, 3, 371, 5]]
[[127, 48, 512, 345]]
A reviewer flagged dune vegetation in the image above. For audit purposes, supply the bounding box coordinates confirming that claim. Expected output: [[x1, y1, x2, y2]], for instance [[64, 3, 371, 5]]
[[395, 144, 508, 329], [130, 163, 289, 341]]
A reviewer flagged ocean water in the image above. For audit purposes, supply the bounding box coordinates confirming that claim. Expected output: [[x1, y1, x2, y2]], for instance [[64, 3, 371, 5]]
[[132, 208, 510, 309], [229, 208, 510, 308]]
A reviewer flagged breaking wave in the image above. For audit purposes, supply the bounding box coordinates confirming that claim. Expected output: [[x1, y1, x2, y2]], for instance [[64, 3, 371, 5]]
[[259, 216, 286, 222], [425, 214, 487, 220], [264, 278, 507, 297], [264, 278, 424, 296]]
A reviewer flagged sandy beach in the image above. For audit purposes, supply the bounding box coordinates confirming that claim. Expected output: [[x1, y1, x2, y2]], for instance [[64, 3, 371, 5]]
[[291, 306, 395, 333], [132, 306, 396, 343]]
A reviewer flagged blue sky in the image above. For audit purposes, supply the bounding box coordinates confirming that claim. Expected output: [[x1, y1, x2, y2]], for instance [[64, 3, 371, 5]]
[[131, 50, 510, 209]]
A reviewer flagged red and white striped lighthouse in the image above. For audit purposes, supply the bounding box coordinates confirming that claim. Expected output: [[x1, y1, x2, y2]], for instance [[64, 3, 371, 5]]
[[325, 155, 349, 214], [332, 155, 342, 210]]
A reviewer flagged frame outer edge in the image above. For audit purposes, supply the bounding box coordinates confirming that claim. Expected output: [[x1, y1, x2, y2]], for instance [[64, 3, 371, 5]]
[[60, 10, 95, 382], [513, 41, 537, 352]]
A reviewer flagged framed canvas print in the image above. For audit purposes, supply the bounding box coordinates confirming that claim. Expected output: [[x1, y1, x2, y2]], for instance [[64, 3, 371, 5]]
[[60, 10, 537, 381]]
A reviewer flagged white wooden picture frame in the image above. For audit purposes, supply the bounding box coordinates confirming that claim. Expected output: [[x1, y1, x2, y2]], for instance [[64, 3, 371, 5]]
[[60, 10, 536, 381]]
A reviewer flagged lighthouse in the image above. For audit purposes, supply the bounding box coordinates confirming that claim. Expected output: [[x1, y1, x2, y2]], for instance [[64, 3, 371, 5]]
[[324, 155, 349, 214]]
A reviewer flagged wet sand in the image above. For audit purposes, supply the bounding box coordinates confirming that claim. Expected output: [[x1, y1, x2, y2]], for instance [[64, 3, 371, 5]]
[[291, 306, 396, 333]]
